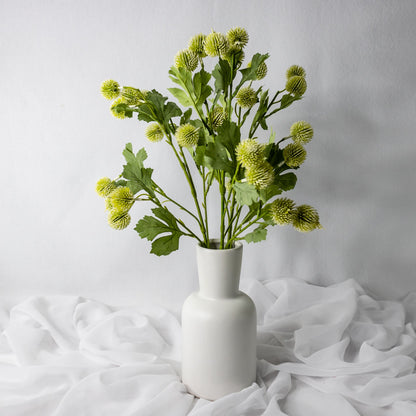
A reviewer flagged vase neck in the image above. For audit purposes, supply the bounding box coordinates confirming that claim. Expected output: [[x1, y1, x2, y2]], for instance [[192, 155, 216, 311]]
[[196, 241, 243, 299]]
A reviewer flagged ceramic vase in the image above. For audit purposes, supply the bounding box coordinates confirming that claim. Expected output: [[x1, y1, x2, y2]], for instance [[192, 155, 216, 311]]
[[181, 240, 257, 400]]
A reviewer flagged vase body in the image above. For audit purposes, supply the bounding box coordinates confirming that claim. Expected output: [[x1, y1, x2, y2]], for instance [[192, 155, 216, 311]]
[[181, 240, 257, 400]]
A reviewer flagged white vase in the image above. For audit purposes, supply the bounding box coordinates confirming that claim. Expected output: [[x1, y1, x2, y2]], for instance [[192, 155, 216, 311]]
[[181, 240, 257, 400]]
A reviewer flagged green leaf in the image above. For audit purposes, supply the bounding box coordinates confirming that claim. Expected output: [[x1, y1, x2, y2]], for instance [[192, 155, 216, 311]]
[[169, 66, 194, 93], [180, 108, 192, 124], [150, 233, 181, 256], [239, 53, 269, 84], [215, 121, 240, 166], [193, 69, 212, 112], [203, 141, 234, 174], [233, 182, 259, 206], [212, 59, 232, 93], [279, 94, 301, 110], [122, 144, 155, 197], [168, 87, 193, 107], [244, 226, 268, 243], [258, 185, 282, 203], [134, 206, 184, 256], [275, 172, 297, 191], [268, 128, 276, 144]]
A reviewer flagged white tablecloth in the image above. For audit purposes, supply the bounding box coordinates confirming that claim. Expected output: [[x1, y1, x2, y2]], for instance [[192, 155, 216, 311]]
[[1, 278, 415, 415]]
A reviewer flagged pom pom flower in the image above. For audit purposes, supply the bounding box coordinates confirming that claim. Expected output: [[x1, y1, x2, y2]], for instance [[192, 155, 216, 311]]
[[236, 86, 257, 108], [292, 205, 322, 232], [175, 124, 199, 147], [108, 210, 131, 230], [227, 27, 249, 50], [101, 80, 120, 100], [236, 139, 265, 168], [108, 186, 134, 212], [283, 143, 307, 168], [245, 162, 274, 189], [210, 106, 226, 130], [270, 198, 296, 225], [188, 34, 207, 58], [286, 65, 306, 79], [286, 75, 307, 96], [174, 49, 198, 72], [111, 97, 127, 119], [145, 123, 164, 142], [96, 177, 116, 197], [204, 31, 229, 57], [290, 121, 314, 144]]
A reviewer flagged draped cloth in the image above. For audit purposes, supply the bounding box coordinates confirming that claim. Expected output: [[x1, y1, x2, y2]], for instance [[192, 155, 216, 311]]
[[1, 278, 415, 415]]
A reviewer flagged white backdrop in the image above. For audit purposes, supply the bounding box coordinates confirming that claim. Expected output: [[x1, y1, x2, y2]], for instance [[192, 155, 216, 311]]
[[0, 0, 415, 309]]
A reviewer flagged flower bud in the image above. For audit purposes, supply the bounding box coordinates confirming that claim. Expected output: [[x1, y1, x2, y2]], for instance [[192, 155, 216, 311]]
[[236, 139, 265, 168], [292, 205, 322, 232], [101, 80, 120, 100], [108, 186, 134, 212], [227, 27, 249, 50], [204, 31, 229, 57], [145, 123, 164, 142], [108, 210, 131, 230], [188, 34, 207, 58], [245, 162, 274, 189], [286, 65, 306, 79], [290, 121, 314, 144], [96, 177, 116, 197], [175, 124, 199, 147], [283, 143, 307, 168], [270, 198, 296, 225], [174, 49, 199, 72], [286, 75, 307, 96], [236, 86, 257, 108]]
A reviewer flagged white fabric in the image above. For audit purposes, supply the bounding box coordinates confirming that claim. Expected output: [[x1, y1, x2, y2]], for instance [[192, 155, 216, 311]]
[[0, 278, 415, 415]]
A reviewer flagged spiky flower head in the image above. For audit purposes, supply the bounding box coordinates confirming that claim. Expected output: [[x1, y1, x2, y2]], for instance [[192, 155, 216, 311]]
[[108, 210, 131, 230], [248, 60, 268, 80], [286, 65, 306, 79], [227, 27, 249, 50], [290, 121, 314, 145], [245, 162, 274, 190], [211, 106, 226, 130], [108, 186, 134, 212], [111, 97, 127, 119], [105, 197, 113, 211], [292, 205, 322, 232], [188, 34, 207, 58], [270, 198, 296, 225], [236, 138, 265, 168], [96, 177, 116, 197], [175, 123, 199, 147], [121, 87, 144, 105], [283, 143, 307, 168], [145, 123, 164, 143], [236, 86, 257, 108], [101, 80, 120, 100], [174, 49, 198, 72], [286, 75, 307, 96], [204, 31, 229, 57]]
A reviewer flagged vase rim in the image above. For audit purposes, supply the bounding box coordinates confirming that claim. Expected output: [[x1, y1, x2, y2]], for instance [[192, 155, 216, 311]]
[[198, 239, 242, 251]]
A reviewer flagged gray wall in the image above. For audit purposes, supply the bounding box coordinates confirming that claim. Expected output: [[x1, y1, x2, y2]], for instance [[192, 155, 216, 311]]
[[1, 0, 415, 309]]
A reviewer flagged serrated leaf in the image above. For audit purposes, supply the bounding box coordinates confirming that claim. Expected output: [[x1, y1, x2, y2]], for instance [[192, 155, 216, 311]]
[[244, 227, 268, 243], [168, 87, 193, 107], [212, 59, 232, 93], [150, 233, 181, 256], [180, 108, 192, 124], [239, 53, 269, 84], [215, 121, 240, 166], [233, 182, 259, 205], [135, 215, 170, 241], [275, 172, 297, 191]]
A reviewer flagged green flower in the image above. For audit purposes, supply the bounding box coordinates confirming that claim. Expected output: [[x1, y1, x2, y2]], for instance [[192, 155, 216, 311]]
[[286, 75, 307, 96], [236, 86, 257, 108], [175, 124, 199, 147], [174, 49, 199, 72], [204, 31, 229, 57], [290, 121, 314, 144], [108, 210, 131, 230], [270, 198, 296, 225], [101, 80, 120, 100], [227, 27, 249, 50], [121, 87, 144, 105], [286, 65, 306, 79], [283, 143, 307, 168], [96, 177, 116, 197], [210, 106, 226, 130], [188, 34, 207, 58], [248, 60, 268, 80], [236, 139, 265, 168], [292, 205, 322, 232], [145, 123, 164, 142], [108, 186, 134, 212], [105, 197, 113, 211], [245, 162, 274, 190], [111, 97, 127, 119]]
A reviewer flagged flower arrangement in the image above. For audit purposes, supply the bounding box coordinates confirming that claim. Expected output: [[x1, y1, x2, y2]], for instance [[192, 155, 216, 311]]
[[96, 28, 322, 256]]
